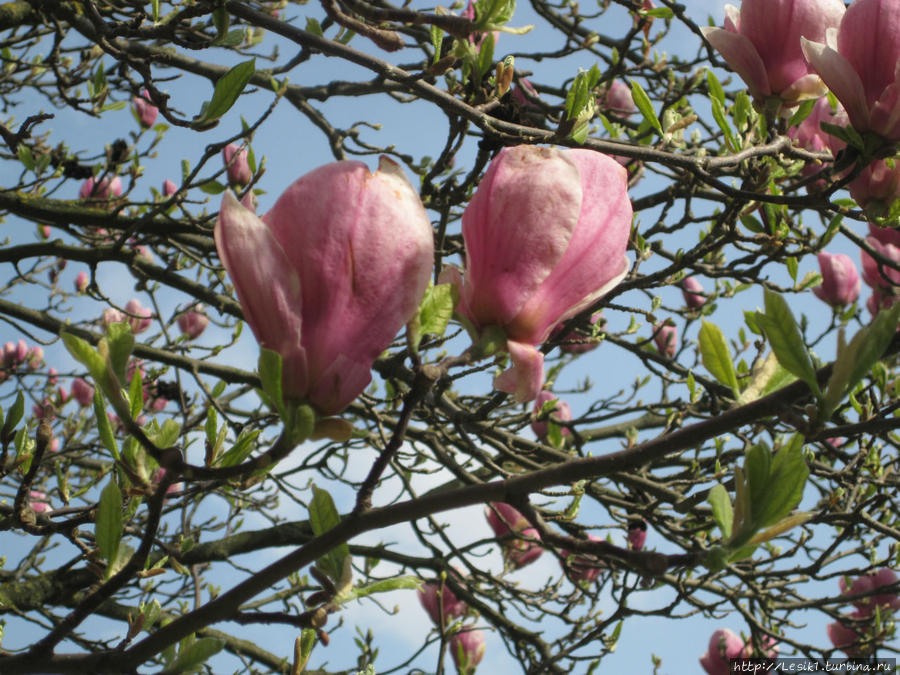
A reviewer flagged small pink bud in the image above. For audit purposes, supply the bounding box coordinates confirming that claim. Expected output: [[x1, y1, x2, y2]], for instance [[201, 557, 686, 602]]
[[681, 276, 707, 309], [177, 307, 209, 339], [602, 80, 636, 116], [162, 179, 178, 197], [57, 386, 68, 405], [48, 437, 60, 453], [133, 245, 154, 265], [27, 346, 43, 369], [554, 311, 604, 354], [151, 467, 183, 496], [124, 299, 153, 334], [653, 323, 677, 358], [627, 518, 647, 551], [861, 226, 900, 291], [75, 271, 89, 293], [510, 78, 539, 108], [39, 225, 50, 239], [102, 307, 125, 327], [559, 534, 604, 584], [15, 339, 27, 363], [222, 143, 252, 187], [530, 390, 572, 441], [3, 341, 18, 368], [485, 503, 543, 569], [132, 89, 158, 128], [28, 490, 51, 514], [813, 252, 861, 307], [80, 176, 123, 201], [449, 627, 485, 675], [700, 629, 744, 675], [418, 578, 467, 626], [71, 378, 95, 407], [47, 368, 58, 386]]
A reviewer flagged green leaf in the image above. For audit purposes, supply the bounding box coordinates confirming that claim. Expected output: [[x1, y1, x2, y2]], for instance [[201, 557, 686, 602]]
[[824, 302, 900, 415], [630, 80, 663, 136], [105, 323, 133, 384], [308, 485, 350, 583], [430, 25, 443, 64], [93, 389, 119, 459], [149, 419, 181, 448], [205, 407, 218, 447], [198, 180, 227, 195], [295, 629, 317, 674], [151, 0, 159, 22], [409, 283, 458, 351], [258, 348, 285, 416], [708, 484, 733, 540], [17, 144, 35, 171], [96, 478, 123, 565], [61, 332, 106, 382], [475, 32, 495, 80], [169, 636, 225, 673], [1, 392, 24, 441], [755, 289, 820, 397], [698, 321, 739, 395], [305, 17, 323, 36], [128, 367, 144, 420], [733, 91, 750, 130], [642, 6, 673, 18], [341, 575, 421, 602], [787, 98, 815, 128], [753, 435, 808, 529], [711, 97, 739, 152], [193, 59, 255, 127], [744, 443, 772, 520], [215, 428, 260, 467]]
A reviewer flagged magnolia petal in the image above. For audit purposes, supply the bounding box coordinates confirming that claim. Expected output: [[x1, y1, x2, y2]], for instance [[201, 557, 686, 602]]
[[306, 353, 373, 417], [493, 341, 545, 402], [779, 73, 827, 103], [701, 26, 771, 99], [214, 191, 309, 399], [801, 38, 870, 132], [870, 83, 900, 140]]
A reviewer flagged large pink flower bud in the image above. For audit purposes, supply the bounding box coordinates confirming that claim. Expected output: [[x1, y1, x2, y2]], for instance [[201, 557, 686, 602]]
[[699, 629, 745, 675], [861, 224, 900, 290], [418, 578, 467, 626], [559, 534, 603, 584], [530, 390, 572, 441], [28, 490, 51, 514], [101, 308, 125, 328], [449, 627, 485, 675], [827, 610, 871, 657], [681, 276, 707, 309], [653, 323, 677, 358], [484, 502, 543, 569], [71, 378, 95, 407], [75, 271, 89, 293], [840, 568, 900, 615], [215, 157, 434, 416], [177, 306, 209, 340], [456, 146, 631, 402], [803, 0, 900, 141], [162, 179, 178, 197], [813, 252, 861, 307], [132, 89, 158, 128], [702, 0, 845, 104], [222, 143, 252, 187], [627, 518, 648, 551], [125, 299, 153, 335], [849, 159, 900, 214], [80, 176, 123, 201]]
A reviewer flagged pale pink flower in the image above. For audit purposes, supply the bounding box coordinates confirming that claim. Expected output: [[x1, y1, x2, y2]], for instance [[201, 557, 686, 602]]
[[449, 627, 485, 675], [132, 89, 158, 128], [418, 577, 468, 626], [700, 628, 745, 675], [559, 534, 604, 584], [653, 323, 677, 358], [80, 176, 123, 201], [222, 143, 252, 187], [177, 307, 209, 340], [485, 502, 543, 569], [71, 378, 95, 407], [530, 390, 572, 441], [75, 271, 89, 293], [813, 252, 861, 307], [124, 299, 152, 334], [681, 276, 707, 309]]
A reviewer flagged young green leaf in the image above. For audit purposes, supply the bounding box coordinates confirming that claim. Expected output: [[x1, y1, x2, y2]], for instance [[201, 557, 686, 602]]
[[258, 348, 285, 417], [105, 322, 134, 384], [168, 636, 225, 673], [755, 289, 820, 397], [708, 484, 733, 540], [1, 391, 24, 442], [97, 478, 123, 565], [630, 80, 663, 136], [193, 59, 255, 128], [698, 321, 739, 395], [93, 390, 119, 459], [61, 332, 106, 382], [753, 435, 808, 529], [308, 485, 350, 583]]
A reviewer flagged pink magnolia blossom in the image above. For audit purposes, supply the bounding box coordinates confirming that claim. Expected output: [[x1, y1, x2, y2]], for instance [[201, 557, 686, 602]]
[[867, 289, 897, 317], [840, 568, 900, 615], [653, 323, 677, 358], [701, 0, 845, 104], [555, 311, 604, 355], [74, 271, 89, 293], [802, 0, 900, 140], [418, 578, 468, 626], [681, 276, 707, 309], [71, 378, 95, 407], [602, 80, 636, 116], [450, 146, 631, 402], [102, 308, 125, 327], [449, 627, 485, 675], [214, 157, 433, 416], [559, 534, 604, 584], [511, 78, 539, 108], [484, 502, 543, 569], [125, 299, 153, 334], [79, 176, 123, 201], [860, 224, 900, 291], [177, 307, 209, 339], [700, 628, 745, 675], [26, 346, 43, 369], [47, 368, 58, 386], [151, 467, 183, 496], [3, 339, 27, 368], [740, 635, 779, 658], [222, 143, 252, 187], [132, 89, 158, 128], [812, 252, 861, 307], [462, 0, 499, 48], [827, 610, 871, 657], [530, 390, 572, 441], [627, 518, 648, 551]]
